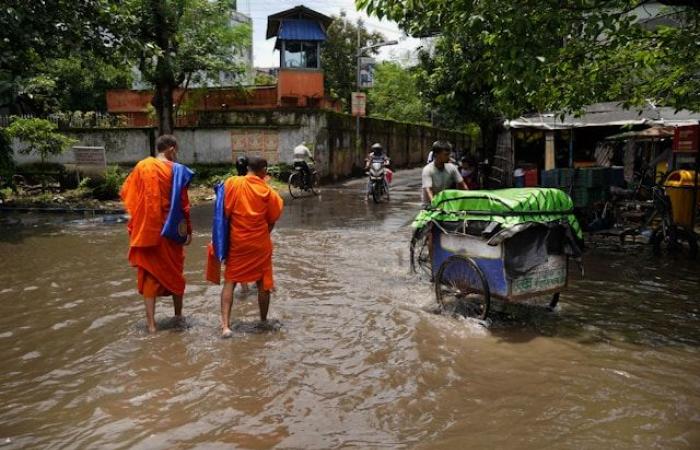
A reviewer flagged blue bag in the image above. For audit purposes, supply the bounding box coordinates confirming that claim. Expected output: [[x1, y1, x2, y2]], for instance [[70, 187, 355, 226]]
[[161, 163, 195, 243], [212, 182, 230, 262]]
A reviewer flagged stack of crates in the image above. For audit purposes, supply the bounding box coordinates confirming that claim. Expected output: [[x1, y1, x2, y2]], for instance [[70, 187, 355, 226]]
[[540, 170, 559, 188], [539, 167, 613, 207], [559, 168, 575, 187]]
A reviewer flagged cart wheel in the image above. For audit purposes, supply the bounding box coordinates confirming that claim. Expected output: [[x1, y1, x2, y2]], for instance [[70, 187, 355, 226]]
[[548, 293, 560, 310], [435, 255, 490, 320], [410, 226, 432, 279]]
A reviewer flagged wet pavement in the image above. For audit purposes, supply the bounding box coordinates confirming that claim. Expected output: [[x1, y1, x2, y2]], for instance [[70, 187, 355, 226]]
[[0, 168, 699, 449]]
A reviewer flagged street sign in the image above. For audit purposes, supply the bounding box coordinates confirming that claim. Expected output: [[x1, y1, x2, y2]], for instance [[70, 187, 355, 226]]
[[359, 57, 376, 88], [351, 92, 366, 117], [672, 125, 699, 153]]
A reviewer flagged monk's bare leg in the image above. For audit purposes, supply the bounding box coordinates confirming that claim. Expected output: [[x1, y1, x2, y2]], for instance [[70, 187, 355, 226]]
[[256, 280, 270, 322], [220, 281, 236, 337], [144, 297, 157, 333], [172, 294, 184, 327]]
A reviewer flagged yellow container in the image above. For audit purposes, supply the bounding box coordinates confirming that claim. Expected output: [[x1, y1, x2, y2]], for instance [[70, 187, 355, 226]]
[[664, 170, 700, 228]]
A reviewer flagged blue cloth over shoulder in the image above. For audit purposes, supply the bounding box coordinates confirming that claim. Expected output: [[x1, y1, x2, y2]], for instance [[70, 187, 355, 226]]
[[211, 182, 230, 262], [161, 162, 194, 243]]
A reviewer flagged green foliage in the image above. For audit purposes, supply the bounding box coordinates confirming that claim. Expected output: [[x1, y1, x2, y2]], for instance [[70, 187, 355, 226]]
[[87, 165, 126, 200], [4, 118, 76, 163], [357, 0, 700, 116], [254, 72, 277, 86], [368, 62, 428, 123], [0, 1, 132, 112], [19, 55, 132, 113], [0, 130, 14, 186], [321, 12, 387, 112], [134, 0, 251, 132]]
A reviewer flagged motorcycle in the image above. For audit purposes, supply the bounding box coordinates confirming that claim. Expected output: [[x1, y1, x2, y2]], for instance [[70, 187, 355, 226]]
[[368, 159, 390, 203]]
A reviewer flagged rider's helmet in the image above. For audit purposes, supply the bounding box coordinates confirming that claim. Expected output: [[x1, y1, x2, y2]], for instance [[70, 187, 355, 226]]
[[371, 142, 383, 154]]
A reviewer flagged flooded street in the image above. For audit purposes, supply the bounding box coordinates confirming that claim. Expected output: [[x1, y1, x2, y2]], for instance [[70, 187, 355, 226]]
[[1, 168, 699, 449]]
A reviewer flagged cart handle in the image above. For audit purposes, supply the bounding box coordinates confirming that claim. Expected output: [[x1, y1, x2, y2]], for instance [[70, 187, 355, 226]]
[[424, 208, 574, 217]]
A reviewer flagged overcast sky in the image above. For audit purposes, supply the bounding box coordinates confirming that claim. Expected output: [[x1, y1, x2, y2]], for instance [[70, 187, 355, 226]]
[[236, 0, 422, 68]]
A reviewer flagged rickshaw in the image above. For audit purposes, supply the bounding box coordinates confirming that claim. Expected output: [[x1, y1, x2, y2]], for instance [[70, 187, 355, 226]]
[[411, 188, 583, 320]]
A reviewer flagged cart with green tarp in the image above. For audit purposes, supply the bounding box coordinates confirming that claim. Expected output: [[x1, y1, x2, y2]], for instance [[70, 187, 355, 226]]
[[410, 188, 583, 320]]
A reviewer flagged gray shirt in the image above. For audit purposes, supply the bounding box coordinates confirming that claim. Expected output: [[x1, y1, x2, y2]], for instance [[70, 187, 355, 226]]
[[421, 162, 463, 206]]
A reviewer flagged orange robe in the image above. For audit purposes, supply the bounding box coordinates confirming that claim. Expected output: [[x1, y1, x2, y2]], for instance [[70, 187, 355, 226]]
[[220, 175, 283, 290], [120, 157, 191, 297]]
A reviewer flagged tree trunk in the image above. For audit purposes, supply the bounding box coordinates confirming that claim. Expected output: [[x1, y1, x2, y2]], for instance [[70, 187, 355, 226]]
[[152, 82, 175, 136]]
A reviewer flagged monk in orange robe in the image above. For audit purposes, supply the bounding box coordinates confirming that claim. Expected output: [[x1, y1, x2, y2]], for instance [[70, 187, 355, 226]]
[[120, 135, 192, 333], [215, 156, 283, 337]]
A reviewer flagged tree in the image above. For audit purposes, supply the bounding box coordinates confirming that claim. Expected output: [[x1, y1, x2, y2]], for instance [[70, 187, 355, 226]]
[[132, 0, 251, 134], [356, 0, 700, 117], [0, 1, 130, 112], [17, 55, 132, 113], [4, 118, 77, 164], [321, 12, 386, 112], [367, 62, 427, 123]]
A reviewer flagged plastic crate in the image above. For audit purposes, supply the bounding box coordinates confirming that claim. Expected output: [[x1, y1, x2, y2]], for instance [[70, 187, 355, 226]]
[[576, 167, 607, 187], [524, 169, 538, 187], [572, 187, 607, 207], [559, 168, 575, 187], [541, 169, 559, 187]]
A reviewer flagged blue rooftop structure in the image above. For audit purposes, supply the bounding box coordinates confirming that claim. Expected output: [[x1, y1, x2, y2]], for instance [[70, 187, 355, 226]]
[[278, 19, 327, 42], [267, 5, 333, 69]]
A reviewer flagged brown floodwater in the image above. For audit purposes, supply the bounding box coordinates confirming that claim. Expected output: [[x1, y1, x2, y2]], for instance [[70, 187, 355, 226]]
[[1, 169, 699, 449]]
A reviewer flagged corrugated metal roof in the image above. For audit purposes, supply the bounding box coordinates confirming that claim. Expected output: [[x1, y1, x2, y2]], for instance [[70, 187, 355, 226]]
[[278, 19, 327, 41], [505, 102, 700, 130]]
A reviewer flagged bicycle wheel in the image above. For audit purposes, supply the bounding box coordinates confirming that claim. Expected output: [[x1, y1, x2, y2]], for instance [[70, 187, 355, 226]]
[[310, 172, 321, 195], [410, 226, 432, 279], [288, 172, 303, 199], [652, 226, 698, 260], [435, 255, 491, 320]]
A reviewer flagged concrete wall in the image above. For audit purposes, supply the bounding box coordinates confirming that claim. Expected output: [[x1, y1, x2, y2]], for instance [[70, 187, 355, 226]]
[[10, 110, 469, 180]]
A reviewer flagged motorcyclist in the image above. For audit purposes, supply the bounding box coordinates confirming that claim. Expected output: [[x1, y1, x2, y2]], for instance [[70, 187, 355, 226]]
[[365, 143, 390, 197], [293, 143, 314, 186]]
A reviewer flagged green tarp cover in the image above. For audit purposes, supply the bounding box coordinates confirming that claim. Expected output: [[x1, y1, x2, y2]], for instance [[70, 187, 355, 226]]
[[413, 188, 582, 239]]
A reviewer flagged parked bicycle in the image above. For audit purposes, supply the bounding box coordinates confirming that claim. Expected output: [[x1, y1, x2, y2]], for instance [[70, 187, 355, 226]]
[[613, 168, 697, 259]]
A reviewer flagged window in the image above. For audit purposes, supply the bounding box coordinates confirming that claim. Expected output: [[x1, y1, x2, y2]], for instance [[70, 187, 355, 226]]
[[283, 41, 319, 69]]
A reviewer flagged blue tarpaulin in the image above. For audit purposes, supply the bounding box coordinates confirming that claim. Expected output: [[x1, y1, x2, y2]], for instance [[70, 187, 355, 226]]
[[278, 20, 326, 41]]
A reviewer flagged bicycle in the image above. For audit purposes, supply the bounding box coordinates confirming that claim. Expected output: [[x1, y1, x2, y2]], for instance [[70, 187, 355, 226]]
[[615, 169, 697, 259], [288, 162, 320, 198]]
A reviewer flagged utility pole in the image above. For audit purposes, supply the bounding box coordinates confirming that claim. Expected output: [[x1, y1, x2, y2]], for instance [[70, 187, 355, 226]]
[[353, 21, 397, 152], [355, 19, 362, 152]]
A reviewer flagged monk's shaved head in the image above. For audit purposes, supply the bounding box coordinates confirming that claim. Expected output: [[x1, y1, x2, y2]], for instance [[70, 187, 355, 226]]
[[156, 134, 178, 152], [247, 156, 268, 176]]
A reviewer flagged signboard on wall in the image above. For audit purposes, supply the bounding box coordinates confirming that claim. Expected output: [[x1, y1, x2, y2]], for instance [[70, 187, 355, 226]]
[[673, 125, 699, 153], [359, 57, 376, 88], [231, 129, 279, 163], [351, 92, 366, 117], [73, 146, 106, 171]]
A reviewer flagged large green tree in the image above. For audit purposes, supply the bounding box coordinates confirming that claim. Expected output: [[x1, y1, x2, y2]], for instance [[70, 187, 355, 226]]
[[367, 62, 427, 123], [357, 0, 700, 118], [17, 55, 132, 113], [321, 12, 386, 112], [0, 0, 130, 112], [131, 0, 251, 134]]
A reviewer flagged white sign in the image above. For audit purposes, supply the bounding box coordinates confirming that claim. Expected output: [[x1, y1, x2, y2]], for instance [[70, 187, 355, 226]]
[[351, 92, 366, 117], [73, 146, 106, 168]]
